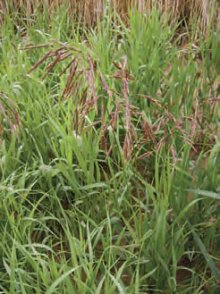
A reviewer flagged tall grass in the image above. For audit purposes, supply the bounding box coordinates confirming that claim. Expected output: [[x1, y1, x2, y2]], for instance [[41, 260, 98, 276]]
[[0, 0, 218, 34], [0, 3, 220, 294]]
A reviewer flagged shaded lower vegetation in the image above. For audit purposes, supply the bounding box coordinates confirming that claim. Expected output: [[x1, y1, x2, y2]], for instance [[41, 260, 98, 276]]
[[0, 4, 220, 294]]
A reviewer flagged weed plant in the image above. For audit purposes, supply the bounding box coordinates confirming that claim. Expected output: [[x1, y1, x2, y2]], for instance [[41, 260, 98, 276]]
[[0, 4, 219, 293]]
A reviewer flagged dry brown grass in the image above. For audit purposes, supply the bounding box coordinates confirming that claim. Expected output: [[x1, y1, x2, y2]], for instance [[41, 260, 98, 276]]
[[0, 0, 217, 34]]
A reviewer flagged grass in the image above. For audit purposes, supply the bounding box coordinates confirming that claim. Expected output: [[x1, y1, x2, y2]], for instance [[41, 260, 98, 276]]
[[0, 0, 217, 34], [0, 3, 220, 293]]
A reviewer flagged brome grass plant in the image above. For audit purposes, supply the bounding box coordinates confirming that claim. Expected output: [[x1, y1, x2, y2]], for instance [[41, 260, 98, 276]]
[[0, 0, 217, 34], [0, 2, 219, 293]]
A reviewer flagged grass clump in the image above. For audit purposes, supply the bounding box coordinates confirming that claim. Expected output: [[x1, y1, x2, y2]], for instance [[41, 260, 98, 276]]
[[0, 4, 220, 294]]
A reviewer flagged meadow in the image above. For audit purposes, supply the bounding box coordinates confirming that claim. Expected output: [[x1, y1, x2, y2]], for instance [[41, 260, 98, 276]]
[[0, 1, 220, 293]]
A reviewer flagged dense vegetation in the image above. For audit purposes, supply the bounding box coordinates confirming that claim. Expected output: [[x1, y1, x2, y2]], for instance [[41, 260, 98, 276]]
[[0, 1, 219, 293]]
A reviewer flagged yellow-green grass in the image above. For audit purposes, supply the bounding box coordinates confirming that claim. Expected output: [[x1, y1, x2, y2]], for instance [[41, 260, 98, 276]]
[[0, 4, 219, 294]]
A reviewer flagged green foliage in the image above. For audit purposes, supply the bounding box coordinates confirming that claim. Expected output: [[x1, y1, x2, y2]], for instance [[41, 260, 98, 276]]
[[0, 7, 219, 293]]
